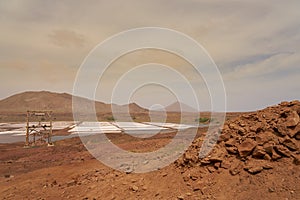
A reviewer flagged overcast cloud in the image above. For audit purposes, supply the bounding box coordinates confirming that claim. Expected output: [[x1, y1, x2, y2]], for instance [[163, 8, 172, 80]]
[[0, 0, 299, 111]]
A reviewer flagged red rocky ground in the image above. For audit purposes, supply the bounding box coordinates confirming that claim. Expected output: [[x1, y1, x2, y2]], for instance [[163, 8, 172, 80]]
[[0, 101, 300, 199]]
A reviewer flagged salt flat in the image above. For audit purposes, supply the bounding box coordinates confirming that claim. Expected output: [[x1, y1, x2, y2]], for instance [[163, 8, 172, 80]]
[[0, 121, 194, 143]]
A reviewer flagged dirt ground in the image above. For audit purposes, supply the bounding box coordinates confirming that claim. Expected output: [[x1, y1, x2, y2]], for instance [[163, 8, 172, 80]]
[[0, 104, 300, 200]]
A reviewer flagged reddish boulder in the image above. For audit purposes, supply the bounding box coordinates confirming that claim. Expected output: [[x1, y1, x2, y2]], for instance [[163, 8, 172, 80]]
[[274, 145, 292, 157], [282, 138, 298, 151], [285, 111, 299, 127], [255, 131, 277, 145], [289, 124, 300, 138], [237, 138, 257, 157], [252, 146, 266, 158]]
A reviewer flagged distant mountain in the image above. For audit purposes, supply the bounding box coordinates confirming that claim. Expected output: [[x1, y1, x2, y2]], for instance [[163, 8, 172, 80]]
[[165, 101, 198, 112], [0, 91, 148, 114]]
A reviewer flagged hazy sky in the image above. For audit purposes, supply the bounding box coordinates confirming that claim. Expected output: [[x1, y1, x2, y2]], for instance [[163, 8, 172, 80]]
[[1, 0, 299, 111]]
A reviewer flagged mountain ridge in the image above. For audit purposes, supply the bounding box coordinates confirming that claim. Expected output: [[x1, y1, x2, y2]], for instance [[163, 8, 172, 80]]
[[164, 101, 198, 112], [0, 91, 148, 114]]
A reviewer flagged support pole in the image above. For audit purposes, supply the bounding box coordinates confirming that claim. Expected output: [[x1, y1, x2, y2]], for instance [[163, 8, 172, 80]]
[[33, 132, 36, 146], [49, 111, 53, 145], [25, 111, 29, 146]]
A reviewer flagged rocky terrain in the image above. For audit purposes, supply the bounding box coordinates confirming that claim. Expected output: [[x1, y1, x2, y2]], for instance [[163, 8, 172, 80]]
[[177, 100, 300, 171], [174, 100, 300, 199], [0, 100, 299, 199]]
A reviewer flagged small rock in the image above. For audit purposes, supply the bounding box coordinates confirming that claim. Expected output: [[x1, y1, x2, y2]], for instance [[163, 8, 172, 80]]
[[285, 111, 299, 127], [220, 160, 231, 169], [271, 150, 282, 160], [252, 146, 266, 158], [268, 187, 275, 192], [229, 123, 239, 130], [200, 158, 211, 165], [293, 155, 300, 165], [296, 132, 300, 140], [162, 172, 168, 177], [190, 175, 198, 181], [282, 138, 298, 151], [247, 166, 263, 174], [237, 127, 246, 135], [264, 154, 272, 161], [142, 186, 147, 191], [214, 162, 221, 169], [4, 174, 10, 178], [280, 101, 289, 106], [177, 196, 184, 200], [263, 142, 274, 155], [288, 124, 300, 138], [238, 138, 257, 157], [277, 123, 289, 136], [66, 180, 76, 187], [125, 168, 134, 174], [240, 122, 247, 127], [207, 166, 216, 173], [250, 123, 263, 133], [183, 176, 189, 182], [184, 152, 198, 163], [229, 163, 243, 176], [143, 160, 149, 164], [219, 131, 231, 142], [274, 145, 292, 157], [131, 185, 139, 192], [288, 100, 299, 106], [208, 156, 223, 163], [51, 180, 57, 186], [225, 146, 238, 154], [263, 164, 273, 169], [256, 131, 276, 145], [225, 138, 237, 147]]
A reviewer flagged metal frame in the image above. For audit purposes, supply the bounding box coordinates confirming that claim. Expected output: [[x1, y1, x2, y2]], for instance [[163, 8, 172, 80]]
[[25, 110, 53, 147]]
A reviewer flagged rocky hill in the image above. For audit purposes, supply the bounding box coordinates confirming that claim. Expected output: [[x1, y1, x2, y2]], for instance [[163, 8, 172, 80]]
[[0, 91, 147, 114], [165, 101, 198, 112], [0, 91, 148, 122]]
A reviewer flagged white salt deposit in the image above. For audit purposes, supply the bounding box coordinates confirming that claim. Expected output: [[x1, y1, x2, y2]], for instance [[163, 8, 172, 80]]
[[0, 130, 26, 135], [68, 122, 122, 134], [0, 121, 195, 143], [112, 122, 169, 131], [144, 122, 195, 130]]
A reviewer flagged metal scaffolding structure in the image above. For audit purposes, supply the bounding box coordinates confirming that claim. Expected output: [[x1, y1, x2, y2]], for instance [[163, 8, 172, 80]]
[[24, 110, 53, 147]]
